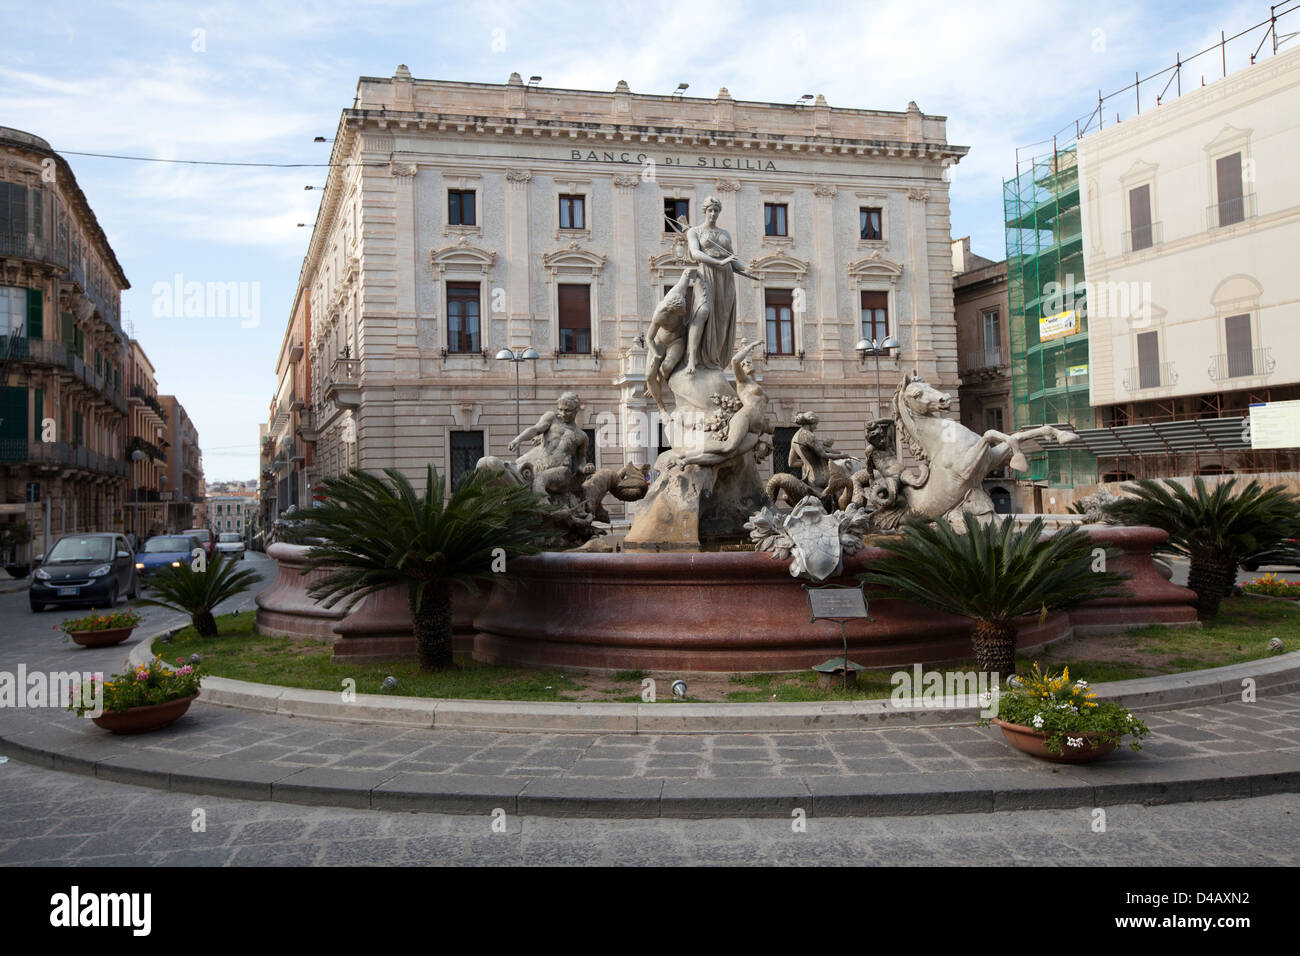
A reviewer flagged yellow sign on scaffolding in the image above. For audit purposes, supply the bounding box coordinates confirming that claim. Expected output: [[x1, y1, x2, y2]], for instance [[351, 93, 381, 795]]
[[1039, 309, 1078, 342]]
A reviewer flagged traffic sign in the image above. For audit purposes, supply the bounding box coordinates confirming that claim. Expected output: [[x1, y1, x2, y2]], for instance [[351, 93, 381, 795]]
[[25, 482, 39, 503]]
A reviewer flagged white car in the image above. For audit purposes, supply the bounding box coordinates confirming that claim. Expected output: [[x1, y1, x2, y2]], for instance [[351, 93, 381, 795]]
[[215, 532, 246, 560]]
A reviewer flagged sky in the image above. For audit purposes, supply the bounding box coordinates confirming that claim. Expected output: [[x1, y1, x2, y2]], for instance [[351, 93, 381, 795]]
[[0, 0, 1289, 480]]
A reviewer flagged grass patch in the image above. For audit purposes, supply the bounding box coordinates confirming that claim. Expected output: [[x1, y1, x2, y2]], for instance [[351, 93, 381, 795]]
[[163, 596, 1297, 703]]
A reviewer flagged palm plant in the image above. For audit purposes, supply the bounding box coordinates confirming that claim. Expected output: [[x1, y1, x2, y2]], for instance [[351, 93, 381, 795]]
[[1102, 477, 1300, 619], [137, 552, 260, 636], [297, 464, 557, 671], [858, 513, 1129, 679]]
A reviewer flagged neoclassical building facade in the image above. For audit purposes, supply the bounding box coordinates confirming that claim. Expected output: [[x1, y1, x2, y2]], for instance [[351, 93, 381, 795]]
[[292, 69, 968, 512]]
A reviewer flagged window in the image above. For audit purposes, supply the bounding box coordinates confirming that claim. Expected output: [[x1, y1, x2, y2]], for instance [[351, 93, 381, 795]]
[[860, 291, 888, 343], [1137, 331, 1160, 389], [984, 407, 1004, 432], [859, 207, 882, 241], [1128, 184, 1153, 251], [0, 183, 28, 237], [0, 287, 26, 336], [664, 198, 689, 233], [583, 427, 597, 468], [764, 203, 788, 237], [559, 194, 585, 230], [1225, 313, 1253, 378], [449, 431, 484, 490], [558, 284, 591, 354], [446, 282, 481, 352], [765, 289, 795, 355], [1215, 153, 1244, 226], [448, 190, 476, 226], [981, 308, 1001, 365]]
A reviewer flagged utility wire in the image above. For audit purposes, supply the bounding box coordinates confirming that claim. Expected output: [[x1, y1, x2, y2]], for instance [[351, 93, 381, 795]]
[[53, 149, 383, 169]]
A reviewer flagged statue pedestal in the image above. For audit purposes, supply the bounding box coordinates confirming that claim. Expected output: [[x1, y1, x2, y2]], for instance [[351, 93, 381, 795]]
[[624, 452, 766, 552]]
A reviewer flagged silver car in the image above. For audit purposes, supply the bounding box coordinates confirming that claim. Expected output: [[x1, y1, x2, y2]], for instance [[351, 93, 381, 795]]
[[215, 532, 246, 560]]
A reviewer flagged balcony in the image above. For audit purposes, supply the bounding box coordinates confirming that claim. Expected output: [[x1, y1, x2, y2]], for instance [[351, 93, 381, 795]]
[[1121, 221, 1163, 253], [960, 346, 1008, 375], [0, 336, 126, 414], [0, 232, 68, 272], [125, 435, 165, 462], [129, 385, 168, 424], [0, 440, 127, 478], [1206, 193, 1257, 230], [324, 357, 361, 408], [288, 338, 303, 363], [1122, 363, 1178, 391], [1208, 348, 1276, 382], [296, 406, 319, 442]]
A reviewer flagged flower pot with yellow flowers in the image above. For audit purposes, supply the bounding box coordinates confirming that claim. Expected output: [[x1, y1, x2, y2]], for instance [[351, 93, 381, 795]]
[[982, 663, 1149, 763]]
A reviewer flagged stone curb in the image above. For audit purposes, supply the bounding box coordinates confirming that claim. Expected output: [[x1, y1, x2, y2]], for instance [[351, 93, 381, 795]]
[[0, 723, 1295, 818], [125, 629, 1300, 734]]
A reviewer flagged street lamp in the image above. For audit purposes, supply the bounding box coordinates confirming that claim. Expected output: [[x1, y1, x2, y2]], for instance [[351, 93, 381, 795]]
[[855, 334, 901, 420], [495, 347, 539, 440]]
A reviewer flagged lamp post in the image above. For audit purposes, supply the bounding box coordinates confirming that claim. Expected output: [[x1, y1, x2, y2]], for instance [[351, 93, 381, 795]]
[[855, 335, 901, 420], [494, 347, 539, 440], [130, 450, 144, 544]]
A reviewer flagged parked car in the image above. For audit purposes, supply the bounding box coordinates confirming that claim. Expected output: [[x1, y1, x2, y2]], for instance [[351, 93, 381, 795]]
[[185, 528, 215, 560], [1241, 538, 1300, 572], [30, 533, 137, 612], [135, 534, 201, 582], [216, 532, 246, 560]]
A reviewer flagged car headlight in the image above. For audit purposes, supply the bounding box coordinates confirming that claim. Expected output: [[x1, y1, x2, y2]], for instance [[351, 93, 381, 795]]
[[34, 568, 51, 580], [171, 561, 181, 567], [89, 564, 112, 577], [135, 562, 145, 570]]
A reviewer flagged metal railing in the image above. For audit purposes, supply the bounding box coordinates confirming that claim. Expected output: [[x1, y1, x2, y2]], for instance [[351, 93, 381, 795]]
[[960, 346, 1008, 372], [0, 439, 127, 477], [0, 232, 67, 270], [1206, 193, 1257, 229], [1208, 347, 1276, 381], [1121, 221, 1163, 253], [129, 385, 167, 422], [1122, 362, 1178, 391]]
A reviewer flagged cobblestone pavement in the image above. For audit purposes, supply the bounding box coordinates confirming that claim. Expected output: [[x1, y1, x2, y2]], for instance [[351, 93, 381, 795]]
[[0, 758, 1294, 866]]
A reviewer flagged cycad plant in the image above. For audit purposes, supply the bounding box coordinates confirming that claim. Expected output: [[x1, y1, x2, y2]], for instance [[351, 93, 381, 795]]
[[297, 465, 557, 671], [858, 514, 1129, 679], [1102, 477, 1300, 619], [138, 552, 261, 636]]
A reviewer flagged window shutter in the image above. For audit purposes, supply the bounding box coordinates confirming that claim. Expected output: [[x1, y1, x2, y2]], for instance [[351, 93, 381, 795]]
[[33, 388, 43, 440], [26, 288, 42, 339], [62, 312, 74, 347]]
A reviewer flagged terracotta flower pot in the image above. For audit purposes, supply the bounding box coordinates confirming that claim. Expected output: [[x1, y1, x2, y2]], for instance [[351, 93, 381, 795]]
[[91, 693, 198, 734], [68, 627, 135, 648], [992, 718, 1119, 763]]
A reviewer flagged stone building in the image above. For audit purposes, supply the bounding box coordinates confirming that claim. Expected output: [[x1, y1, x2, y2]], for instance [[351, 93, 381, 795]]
[[159, 395, 203, 530], [264, 285, 313, 518], [952, 237, 1018, 513], [125, 339, 169, 539], [290, 69, 968, 509], [0, 126, 130, 551], [207, 493, 255, 537]]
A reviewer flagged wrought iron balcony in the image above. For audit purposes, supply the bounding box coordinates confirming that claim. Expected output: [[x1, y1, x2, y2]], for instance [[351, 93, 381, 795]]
[[960, 346, 1008, 373], [1208, 348, 1275, 381], [0, 232, 67, 271], [1121, 221, 1163, 253], [1122, 363, 1178, 391], [1206, 193, 1257, 230], [129, 385, 168, 423]]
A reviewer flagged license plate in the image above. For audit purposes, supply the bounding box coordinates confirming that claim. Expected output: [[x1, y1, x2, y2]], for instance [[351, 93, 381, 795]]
[[58, 587, 79, 596]]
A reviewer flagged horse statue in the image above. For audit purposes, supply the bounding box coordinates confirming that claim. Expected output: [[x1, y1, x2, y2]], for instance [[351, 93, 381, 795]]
[[871, 372, 1079, 531]]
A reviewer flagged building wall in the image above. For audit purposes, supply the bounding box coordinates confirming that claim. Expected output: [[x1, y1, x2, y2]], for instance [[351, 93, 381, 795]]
[[1080, 45, 1300, 416], [296, 71, 968, 511]]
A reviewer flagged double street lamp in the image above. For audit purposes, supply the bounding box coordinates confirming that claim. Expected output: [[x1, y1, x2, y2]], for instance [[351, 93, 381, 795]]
[[494, 347, 539, 439], [855, 334, 901, 421]]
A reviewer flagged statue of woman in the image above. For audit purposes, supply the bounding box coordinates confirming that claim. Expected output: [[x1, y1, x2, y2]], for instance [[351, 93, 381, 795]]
[[683, 196, 757, 373]]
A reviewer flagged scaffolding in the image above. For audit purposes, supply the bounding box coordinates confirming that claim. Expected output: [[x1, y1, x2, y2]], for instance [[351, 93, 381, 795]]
[[1003, 145, 1097, 487]]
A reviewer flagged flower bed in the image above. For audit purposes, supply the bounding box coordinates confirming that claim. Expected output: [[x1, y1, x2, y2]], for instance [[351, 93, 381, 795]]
[[1242, 573, 1300, 600], [57, 608, 142, 634]]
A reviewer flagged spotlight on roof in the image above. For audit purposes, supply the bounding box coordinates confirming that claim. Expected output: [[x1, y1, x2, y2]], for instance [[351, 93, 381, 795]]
[[313, 136, 328, 143], [797, 93, 814, 107], [527, 75, 542, 86], [672, 83, 689, 98]]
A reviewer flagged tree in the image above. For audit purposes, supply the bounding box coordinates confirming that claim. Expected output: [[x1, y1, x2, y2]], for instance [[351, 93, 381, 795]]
[[857, 514, 1129, 678], [1102, 477, 1300, 619], [297, 465, 557, 670], [137, 552, 260, 636]]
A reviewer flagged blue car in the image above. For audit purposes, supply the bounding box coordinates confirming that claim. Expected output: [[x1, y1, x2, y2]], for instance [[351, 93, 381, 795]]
[[134, 534, 201, 583]]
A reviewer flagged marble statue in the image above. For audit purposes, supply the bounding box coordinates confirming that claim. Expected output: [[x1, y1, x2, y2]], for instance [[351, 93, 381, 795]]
[[683, 196, 758, 374], [868, 372, 1079, 531], [475, 392, 646, 546], [668, 340, 773, 468], [643, 268, 695, 417], [745, 496, 873, 583], [765, 411, 859, 510]]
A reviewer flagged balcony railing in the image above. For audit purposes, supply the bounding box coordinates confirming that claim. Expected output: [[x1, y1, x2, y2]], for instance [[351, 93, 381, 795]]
[[0, 439, 127, 477], [324, 357, 361, 408], [960, 346, 1008, 373], [129, 385, 167, 422], [295, 406, 319, 442], [1121, 221, 1163, 253], [125, 435, 166, 461], [0, 232, 68, 271], [1206, 193, 1257, 230], [330, 357, 359, 384], [1208, 348, 1276, 381], [1122, 363, 1178, 391]]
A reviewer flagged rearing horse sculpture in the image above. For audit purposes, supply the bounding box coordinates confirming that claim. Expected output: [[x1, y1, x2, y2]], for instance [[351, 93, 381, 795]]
[[871, 372, 1079, 530]]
